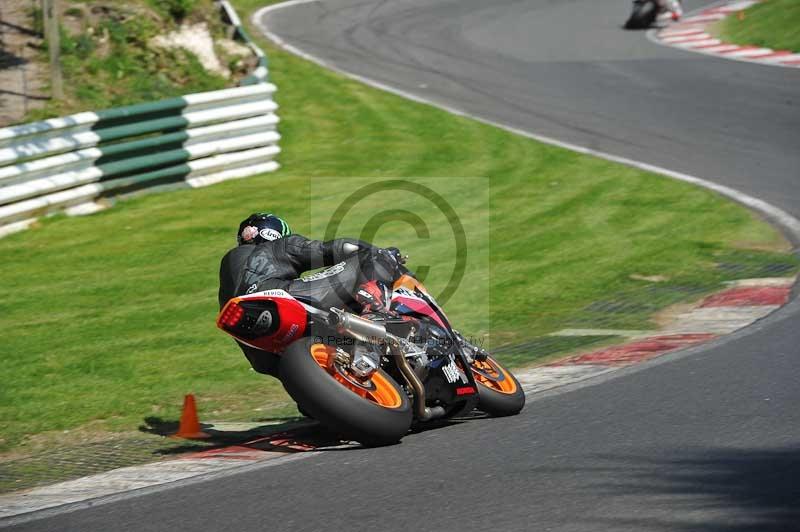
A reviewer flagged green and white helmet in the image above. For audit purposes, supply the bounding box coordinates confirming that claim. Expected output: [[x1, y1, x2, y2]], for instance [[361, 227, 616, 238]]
[[237, 213, 292, 245]]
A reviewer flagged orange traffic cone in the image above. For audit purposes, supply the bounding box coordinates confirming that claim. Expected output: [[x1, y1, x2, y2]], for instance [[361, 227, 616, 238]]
[[172, 394, 210, 439]]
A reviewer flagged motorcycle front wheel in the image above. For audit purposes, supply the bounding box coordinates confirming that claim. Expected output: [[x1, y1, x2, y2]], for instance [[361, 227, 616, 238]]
[[470, 356, 525, 417], [279, 337, 413, 446]]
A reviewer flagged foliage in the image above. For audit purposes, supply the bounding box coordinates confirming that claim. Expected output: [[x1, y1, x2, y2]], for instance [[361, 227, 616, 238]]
[[25, 0, 228, 121]]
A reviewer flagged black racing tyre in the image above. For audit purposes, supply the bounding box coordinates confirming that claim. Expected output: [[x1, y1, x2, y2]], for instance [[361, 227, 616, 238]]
[[470, 356, 525, 417], [625, 0, 658, 29], [279, 337, 412, 446]]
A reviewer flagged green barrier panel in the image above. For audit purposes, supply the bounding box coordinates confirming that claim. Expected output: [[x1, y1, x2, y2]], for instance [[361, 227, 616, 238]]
[[95, 131, 190, 164], [92, 97, 188, 130], [97, 147, 192, 180], [94, 116, 191, 144]]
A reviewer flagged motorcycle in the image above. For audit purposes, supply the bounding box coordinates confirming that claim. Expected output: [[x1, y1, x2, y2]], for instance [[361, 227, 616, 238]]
[[217, 257, 525, 446], [624, 0, 679, 29]]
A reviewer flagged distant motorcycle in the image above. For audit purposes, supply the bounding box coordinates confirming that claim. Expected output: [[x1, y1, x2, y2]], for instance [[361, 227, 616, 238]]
[[217, 255, 525, 446], [624, 0, 681, 29]]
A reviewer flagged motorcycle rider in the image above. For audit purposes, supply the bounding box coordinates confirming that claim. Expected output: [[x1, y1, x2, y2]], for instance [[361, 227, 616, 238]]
[[218, 213, 402, 377]]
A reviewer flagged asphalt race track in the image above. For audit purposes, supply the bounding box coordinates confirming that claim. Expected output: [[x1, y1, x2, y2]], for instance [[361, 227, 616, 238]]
[[261, 0, 800, 223], [9, 1, 800, 530]]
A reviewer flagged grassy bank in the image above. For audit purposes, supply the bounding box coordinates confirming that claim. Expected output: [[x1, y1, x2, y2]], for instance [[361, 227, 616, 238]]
[[0, 0, 797, 454], [25, 0, 251, 122], [713, 0, 800, 52]]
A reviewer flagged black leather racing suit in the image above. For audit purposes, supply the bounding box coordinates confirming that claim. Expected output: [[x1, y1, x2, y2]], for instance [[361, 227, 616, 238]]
[[218, 235, 398, 376]]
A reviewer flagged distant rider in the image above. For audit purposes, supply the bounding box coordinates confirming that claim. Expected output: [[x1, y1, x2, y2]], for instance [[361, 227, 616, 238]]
[[218, 213, 401, 377], [660, 0, 682, 20]]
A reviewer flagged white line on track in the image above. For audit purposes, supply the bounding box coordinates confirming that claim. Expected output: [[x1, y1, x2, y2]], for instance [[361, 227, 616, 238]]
[[760, 53, 800, 63], [661, 33, 712, 43], [659, 28, 705, 37], [0, 453, 318, 527], [694, 43, 741, 52], [682, 14, 726, 22], [679, 39, 723, 48], [721, 47, 775, 57]]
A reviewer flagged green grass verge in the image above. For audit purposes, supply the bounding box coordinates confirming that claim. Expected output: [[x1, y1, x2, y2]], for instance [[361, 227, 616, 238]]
[[0, 0, 797, 454], [712, 0, 800, 52]]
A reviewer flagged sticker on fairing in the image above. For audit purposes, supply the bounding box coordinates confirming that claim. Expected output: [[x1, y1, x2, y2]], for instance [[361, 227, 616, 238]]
[[442, 360, 469, 384], [393, 286, 425, 300], [241, 289, 295, 299], [280, 323, 300, 343]]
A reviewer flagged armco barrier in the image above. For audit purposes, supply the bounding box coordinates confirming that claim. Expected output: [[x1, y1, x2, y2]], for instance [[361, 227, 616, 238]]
[[219, 0, 269, 85], [0, 1, 279, 238]]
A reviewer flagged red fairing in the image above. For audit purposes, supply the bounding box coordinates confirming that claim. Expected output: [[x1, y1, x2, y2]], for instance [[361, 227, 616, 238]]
[[217, 291, 307, 353], [259, 296, 307, 352]]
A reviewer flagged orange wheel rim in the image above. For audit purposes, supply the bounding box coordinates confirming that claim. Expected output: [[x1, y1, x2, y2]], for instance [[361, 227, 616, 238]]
[[471, 356, 518, 395], [309, 344, 403, 409]]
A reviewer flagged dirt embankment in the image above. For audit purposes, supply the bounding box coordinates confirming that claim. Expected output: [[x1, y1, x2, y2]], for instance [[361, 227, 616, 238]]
[[0, 0, 255, 127]]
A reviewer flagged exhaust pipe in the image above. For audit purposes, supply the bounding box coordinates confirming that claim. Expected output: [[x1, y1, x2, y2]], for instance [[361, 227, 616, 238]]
[[328, 308, 387, 344], [386, 335, 445, 422], [329, 308, 445, 422]]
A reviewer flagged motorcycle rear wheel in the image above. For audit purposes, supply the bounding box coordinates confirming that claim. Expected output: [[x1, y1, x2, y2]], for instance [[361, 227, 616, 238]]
[[279, 338, 413, 446], [470, 356, 525, 417]]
